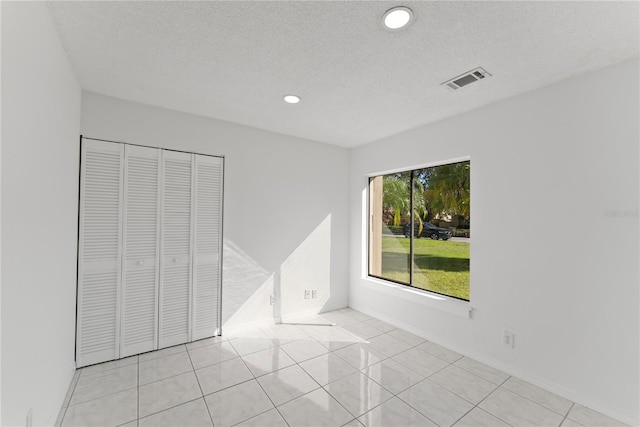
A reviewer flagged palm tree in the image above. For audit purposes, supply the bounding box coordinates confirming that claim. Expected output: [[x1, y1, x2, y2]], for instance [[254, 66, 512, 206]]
[[425, 161, 470, 219], [383, 174, 427, 232], [383, 175, 409, 226]]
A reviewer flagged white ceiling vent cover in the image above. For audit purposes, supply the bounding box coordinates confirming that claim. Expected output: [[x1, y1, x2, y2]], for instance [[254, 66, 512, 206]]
[[442, 67, 492, 90]]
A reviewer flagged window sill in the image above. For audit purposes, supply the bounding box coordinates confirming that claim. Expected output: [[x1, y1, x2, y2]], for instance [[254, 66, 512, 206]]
[[362, 276, 472, 319]]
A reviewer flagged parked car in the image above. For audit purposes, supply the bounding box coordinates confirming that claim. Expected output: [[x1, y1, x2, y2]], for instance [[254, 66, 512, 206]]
[[403, 222, 452, 240]]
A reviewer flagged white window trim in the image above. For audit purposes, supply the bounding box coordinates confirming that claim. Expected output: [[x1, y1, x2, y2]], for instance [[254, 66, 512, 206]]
[[361, 275, 472, 319], [362, 156, 472, 318]]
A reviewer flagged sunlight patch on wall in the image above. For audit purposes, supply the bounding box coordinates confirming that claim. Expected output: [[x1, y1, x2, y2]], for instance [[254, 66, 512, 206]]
[[222, 215, 333, 332], [280, 215, 332, 317], [222, 240, 273, 330]]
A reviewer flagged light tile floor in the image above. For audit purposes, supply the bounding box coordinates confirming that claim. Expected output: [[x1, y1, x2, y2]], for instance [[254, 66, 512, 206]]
[[57, 308, 627, 427]]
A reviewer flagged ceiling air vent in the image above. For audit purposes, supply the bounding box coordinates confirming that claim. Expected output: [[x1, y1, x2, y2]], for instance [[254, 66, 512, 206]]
[[442, 67, 491, 90]]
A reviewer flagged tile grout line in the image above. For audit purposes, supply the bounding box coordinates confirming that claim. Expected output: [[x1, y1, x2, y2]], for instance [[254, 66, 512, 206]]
[[137, 396, 206, 424], [65, 385, 140, 409], [465, 375, 514, 427], [72, 354, 187, 408], [318, 376, 364, 422], [358, 342, 433, 396], [280, 347, 351, 426], [324, 379, 394, 425], [185, 343, 216, 427], [257, 319, 375, 425], [137, 348, 198, 387], [451, 358, 508, 383], [79, 357, 139, 378], [59, 368, 83, 426], [448, 375, 515, 427], [393, 385, 442, 427], [560, 402, 576, 426], [488, 379, 575, 426], [234, 340, 293, 427], [305, 321, 401, 424], [500, 379, 576, 419], [66, 361, 139, 408]]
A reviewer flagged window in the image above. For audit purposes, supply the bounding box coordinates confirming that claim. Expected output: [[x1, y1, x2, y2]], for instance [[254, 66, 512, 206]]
[[368, 160, 470, 301]]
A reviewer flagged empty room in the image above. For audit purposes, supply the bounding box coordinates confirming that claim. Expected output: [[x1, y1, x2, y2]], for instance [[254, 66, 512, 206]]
[[1, 1, 638, 426]]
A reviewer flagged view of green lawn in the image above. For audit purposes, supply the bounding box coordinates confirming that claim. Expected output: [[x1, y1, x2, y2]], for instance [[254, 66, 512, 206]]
[[380, 235, 470, 300]]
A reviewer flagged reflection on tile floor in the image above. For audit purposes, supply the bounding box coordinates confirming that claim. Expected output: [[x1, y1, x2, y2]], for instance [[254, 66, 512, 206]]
[[56, 308, 627, 427]]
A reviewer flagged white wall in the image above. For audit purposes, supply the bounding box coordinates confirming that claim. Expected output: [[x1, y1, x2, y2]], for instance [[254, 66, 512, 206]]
[[1, 2, 82, 425], [81, 92, 350, 331], [349, 58, 639, 424]]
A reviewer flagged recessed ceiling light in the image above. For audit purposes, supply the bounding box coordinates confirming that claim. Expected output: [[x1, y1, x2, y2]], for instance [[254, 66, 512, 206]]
[[383, 6, 414, 30], [283, 95, 301, 104]]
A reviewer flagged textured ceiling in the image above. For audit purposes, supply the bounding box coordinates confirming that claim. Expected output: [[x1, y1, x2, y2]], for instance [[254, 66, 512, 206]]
[[48, 1, 639, 148]]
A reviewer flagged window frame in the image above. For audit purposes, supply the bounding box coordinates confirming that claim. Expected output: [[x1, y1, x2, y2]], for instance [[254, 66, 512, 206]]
[[367, 159, 470, 302]]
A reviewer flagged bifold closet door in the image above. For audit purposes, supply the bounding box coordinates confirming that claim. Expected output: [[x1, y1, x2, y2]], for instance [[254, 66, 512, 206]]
[[120, 145, 161, 357], [159, 151, 194, 348], [77, 139, 224, 366], [77, 139, 124, 367], [192, 155, 224, 340]]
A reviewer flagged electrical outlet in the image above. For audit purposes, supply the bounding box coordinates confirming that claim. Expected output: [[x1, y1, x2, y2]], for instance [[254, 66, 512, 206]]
[[304, 290, 310, 299], [269, 295, 274, 306], [503, 330, 515, 348], [311, 290, 317, 299], [26, 409, 32, 427]]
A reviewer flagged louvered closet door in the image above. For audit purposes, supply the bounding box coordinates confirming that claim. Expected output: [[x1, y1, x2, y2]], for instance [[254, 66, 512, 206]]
[[159, 151, 194, 348], [192, 155, 224, 340], [121, 145, 161, 357], [77, 139, 124, 367]]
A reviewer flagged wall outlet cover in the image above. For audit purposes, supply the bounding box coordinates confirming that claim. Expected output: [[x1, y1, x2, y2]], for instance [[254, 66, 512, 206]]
[[503, 330, 515, 348]]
